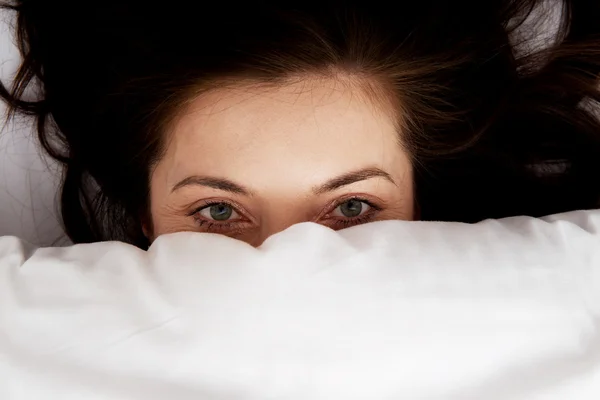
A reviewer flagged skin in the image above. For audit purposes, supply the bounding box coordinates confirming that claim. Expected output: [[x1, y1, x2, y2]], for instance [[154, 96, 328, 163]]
[[148, 76, 414, 247]]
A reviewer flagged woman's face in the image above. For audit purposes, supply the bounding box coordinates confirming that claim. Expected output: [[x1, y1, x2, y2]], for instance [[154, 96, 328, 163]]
[[148, 77, 414, 246]]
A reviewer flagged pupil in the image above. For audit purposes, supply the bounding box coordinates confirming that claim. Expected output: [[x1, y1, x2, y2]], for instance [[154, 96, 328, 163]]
[[341, 199, 362, 217], [210, 204, 233, 220]]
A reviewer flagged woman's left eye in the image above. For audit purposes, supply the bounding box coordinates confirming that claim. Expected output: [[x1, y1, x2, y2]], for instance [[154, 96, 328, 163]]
[[331, 199, 371, 218]]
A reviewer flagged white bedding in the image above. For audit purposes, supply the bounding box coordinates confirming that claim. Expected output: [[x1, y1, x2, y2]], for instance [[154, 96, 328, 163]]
[[2, 5, 600, 397], [1, 210, 599, 399]]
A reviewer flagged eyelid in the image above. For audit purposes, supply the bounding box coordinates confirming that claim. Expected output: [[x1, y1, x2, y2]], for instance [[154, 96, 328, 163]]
[[198, 204, 241, 220], [187, 198, 253, 223], [330, 200, 372, 217], [319, 194, 383, 220], [187, 194, 384, 226]]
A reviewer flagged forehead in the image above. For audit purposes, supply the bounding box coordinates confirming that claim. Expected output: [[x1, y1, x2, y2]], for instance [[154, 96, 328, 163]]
[[163, 77, 406, 185]]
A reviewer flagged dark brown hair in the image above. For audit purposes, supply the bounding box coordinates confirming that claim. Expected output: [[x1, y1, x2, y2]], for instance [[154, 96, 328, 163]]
[[1, 0, 600, 248]]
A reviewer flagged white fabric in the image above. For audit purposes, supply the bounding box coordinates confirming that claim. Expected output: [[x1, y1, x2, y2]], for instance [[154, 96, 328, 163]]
[[1, 210, 599, 399]]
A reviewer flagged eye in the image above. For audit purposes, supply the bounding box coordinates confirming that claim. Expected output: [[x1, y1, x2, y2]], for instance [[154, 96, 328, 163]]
[[198, 202, 240, 221], [331, 198, 371, 218], [189, 200, 250, 233], [323, 197, 381, 230]]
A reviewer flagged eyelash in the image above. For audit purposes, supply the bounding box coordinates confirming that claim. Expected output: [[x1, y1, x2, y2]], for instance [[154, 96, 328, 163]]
[[187, 199, 247, 233], [188, 196, 382, 232]]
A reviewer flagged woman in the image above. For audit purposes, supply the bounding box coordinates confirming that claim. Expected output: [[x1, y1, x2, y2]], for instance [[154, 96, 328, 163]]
[[1, 0, 599, 248]]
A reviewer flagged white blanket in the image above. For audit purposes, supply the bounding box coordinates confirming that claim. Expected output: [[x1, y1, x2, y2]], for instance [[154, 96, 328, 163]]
[[1, 211, 600, 399]]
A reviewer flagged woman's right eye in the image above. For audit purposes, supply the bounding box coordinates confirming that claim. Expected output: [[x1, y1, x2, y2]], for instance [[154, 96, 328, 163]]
[[198, 203, 240, 221]]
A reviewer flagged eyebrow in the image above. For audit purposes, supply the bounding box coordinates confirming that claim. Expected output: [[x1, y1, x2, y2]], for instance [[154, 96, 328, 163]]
[[171, 167, 395, 196], [312, 167, 396, 194], [171, 176, 253, 195]]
